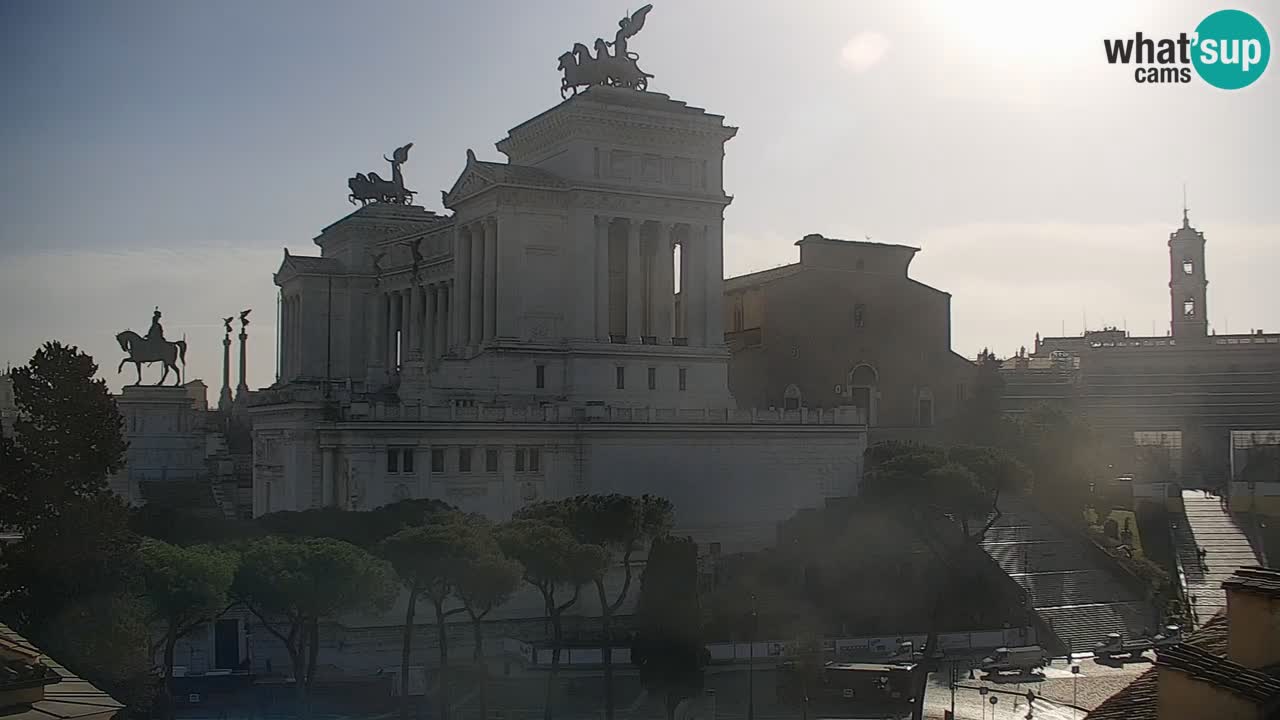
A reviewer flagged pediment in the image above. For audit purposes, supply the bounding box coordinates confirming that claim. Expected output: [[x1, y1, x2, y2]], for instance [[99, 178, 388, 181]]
[[443, 152, 496, 208]]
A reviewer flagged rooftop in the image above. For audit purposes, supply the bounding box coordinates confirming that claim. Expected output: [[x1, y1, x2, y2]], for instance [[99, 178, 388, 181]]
[[1221, 566, 1280, 598], [1155, 642, 1280, 704], [0, 623, 123, 720]]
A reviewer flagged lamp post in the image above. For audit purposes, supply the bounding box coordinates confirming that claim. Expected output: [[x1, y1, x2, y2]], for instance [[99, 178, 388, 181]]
[[748, 593, 757, 720]]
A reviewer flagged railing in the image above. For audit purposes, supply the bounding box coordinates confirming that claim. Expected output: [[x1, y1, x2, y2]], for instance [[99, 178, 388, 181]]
[[340, 402, 866, 426]]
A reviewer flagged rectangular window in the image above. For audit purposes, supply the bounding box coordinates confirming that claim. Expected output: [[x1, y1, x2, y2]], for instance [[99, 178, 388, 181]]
[[616, 366, 625, 390], [529, 448, 541, 473], [486, 448, 500, 473], [514, 449, 526, 472], [431, 448, 445, 473], [402, 448, 414, 473], [386, 448, 399, 474], [536, 364, 546, 389], [854, 304, 865, 329], [459, 447, 472, 473], [919, 399, 934, 427], [648, 367, 657, 390], [678, 368, 687, 391], [710, 542, 722, 557]]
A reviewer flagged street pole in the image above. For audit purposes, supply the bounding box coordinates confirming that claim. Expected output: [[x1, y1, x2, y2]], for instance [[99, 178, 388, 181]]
[[950, 665, 956, 719], [748, 593, 756, 720]]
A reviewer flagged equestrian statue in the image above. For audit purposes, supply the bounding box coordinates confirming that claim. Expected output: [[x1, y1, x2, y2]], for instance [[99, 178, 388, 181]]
[[348, 143, 416, 206], [559, 5, 655, 98], [116, 307, 187, 386]]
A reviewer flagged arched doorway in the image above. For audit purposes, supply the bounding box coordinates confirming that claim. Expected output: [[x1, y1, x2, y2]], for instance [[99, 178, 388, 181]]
[[783, 384, 803, 411], [849, 364, 878, 425]]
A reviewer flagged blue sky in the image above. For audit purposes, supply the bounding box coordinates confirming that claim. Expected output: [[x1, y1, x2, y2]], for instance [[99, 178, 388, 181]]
[[1, 0, 1277, 393]]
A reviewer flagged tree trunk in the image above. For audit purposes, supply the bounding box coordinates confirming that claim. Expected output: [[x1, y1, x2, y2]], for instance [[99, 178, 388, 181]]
[[435, 601, 450, 720], [400, 590, 418, 720], [595, 579, 615, 720], [162, 629, 178, 720], [472, 616, 487, 720], [545, 608, 563, 720], [289, 637, 309, 720]]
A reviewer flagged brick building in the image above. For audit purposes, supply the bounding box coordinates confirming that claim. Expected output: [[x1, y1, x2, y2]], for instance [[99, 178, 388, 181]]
[[722, 234, 975, 442]]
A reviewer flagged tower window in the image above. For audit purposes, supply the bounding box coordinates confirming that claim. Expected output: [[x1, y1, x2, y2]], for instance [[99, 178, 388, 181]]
[[678, 368, 687, 391], [1184, 297, 1196, 318], [535, 364, 546, 389], [854, 304, 866, 329], [616, 366, 625, 390], [648, 367, 657, 390], [1183, 258, 1194, 275]]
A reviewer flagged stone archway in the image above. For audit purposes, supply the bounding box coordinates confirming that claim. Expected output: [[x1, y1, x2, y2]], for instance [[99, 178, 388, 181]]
[[849, 364, 878, 425], [783, 383, 803, 411]]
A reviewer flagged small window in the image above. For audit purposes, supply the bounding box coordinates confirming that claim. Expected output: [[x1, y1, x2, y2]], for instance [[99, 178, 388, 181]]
[[678, 368, 687, 391], [616, 366, 625, 390], [402, 448, 414, 473], [431, 448, 445, 473], [919, 398, 934, 427], [1183, 258, 1194, 275], [536, 364, 546, 389], [486, 448, 499, 473], [529, 448, 540, 473], [648, 367, 657, 390], [854, 304, 866, 329], [709, 542, 722, 557], [386, 448, 399, 474], [732, 304, 744, 331], [459, 447, 473, 473], [1184, 297, 1196, 318], [515, 449, 526, 472]]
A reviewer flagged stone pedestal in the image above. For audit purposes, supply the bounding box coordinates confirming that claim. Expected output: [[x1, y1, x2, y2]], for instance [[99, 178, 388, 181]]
[[112, 385, 208, 506]]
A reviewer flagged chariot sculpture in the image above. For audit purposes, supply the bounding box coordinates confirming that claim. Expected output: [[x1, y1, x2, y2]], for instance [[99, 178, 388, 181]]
[[559, 5, 654, 98], [348, 143, 416, 206]]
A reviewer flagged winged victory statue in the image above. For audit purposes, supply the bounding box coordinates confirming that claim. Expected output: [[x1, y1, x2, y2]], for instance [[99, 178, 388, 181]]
[[559, 5, 655, 98]]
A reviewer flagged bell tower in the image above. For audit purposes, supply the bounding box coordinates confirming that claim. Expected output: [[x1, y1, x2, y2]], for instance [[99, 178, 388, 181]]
[[1169, 202, 1208, 340]]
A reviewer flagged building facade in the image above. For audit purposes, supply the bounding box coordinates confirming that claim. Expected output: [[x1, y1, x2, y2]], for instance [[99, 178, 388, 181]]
[[722, 234, 975, 443], [253, 87, 867, 551], [1000, 213, 1280, 481]]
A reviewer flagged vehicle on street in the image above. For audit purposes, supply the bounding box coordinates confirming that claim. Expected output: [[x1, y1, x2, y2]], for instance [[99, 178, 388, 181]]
[[979, 645, 1048, 674], [1093, 626, 1182, 660]]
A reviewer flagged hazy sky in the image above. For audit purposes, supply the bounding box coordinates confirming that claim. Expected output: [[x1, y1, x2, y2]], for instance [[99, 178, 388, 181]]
[[2, 0, 1277, 395]]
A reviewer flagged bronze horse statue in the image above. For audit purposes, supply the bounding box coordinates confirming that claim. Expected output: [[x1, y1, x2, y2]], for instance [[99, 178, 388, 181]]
[[116, 331, 187, 386]]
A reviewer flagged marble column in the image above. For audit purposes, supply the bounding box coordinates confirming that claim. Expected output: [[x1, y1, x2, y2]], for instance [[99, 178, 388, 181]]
[[321, 447, 335, 507], [454, 228, 471, 348], [483, 218, 497, 341], [470, 222, 485, 345], [391, 289, 401, 368], [407, 285, 421, 358], [423, 284, 436, 362], [436, 283, 449, 357], [626, 219, 643, 342], [367, 290, 384, 371], [704, 222, 725, 346], [684, 228, 706, 345], [595, 215, 611, 341], [655, 223, 676, 343]]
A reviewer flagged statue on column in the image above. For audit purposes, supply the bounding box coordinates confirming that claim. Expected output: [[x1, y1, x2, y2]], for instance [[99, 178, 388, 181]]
[[116, 306, 187, 386], [559, 5, 654, 97]]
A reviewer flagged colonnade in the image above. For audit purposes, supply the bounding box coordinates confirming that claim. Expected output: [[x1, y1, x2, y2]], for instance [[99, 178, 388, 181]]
[[596, 216, 723, 346], [370, 280, 452, 370]]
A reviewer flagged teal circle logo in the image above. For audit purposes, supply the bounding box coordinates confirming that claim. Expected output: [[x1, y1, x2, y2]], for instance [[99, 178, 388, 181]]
[[1192, 9, 1270, 89]]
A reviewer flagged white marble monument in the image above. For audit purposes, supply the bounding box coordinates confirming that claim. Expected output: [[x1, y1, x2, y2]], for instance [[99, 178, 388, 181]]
[[254, 85, 866, 551]]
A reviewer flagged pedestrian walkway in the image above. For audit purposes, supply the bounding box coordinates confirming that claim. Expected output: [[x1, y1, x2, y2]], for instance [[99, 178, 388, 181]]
[[1175, 490, 1259, 625]]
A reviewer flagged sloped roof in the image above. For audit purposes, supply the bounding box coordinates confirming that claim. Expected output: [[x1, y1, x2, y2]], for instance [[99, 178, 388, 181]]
[[1087, 613, 1229, 720], [1222, 566, 1280, 598], [0, 623, 124, 720], [723, 263, 802, 292], [473, 161, 567, 189], [1155, 642, 1280, 704]]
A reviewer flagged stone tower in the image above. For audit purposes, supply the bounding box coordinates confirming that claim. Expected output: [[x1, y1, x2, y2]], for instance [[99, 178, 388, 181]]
[[1169, 207, 1208, 340]]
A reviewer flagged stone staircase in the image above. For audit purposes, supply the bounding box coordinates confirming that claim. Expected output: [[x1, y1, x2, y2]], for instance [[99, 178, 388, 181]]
[[983, 498, 1152, 653], [1175, 490, 1259, 625]]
